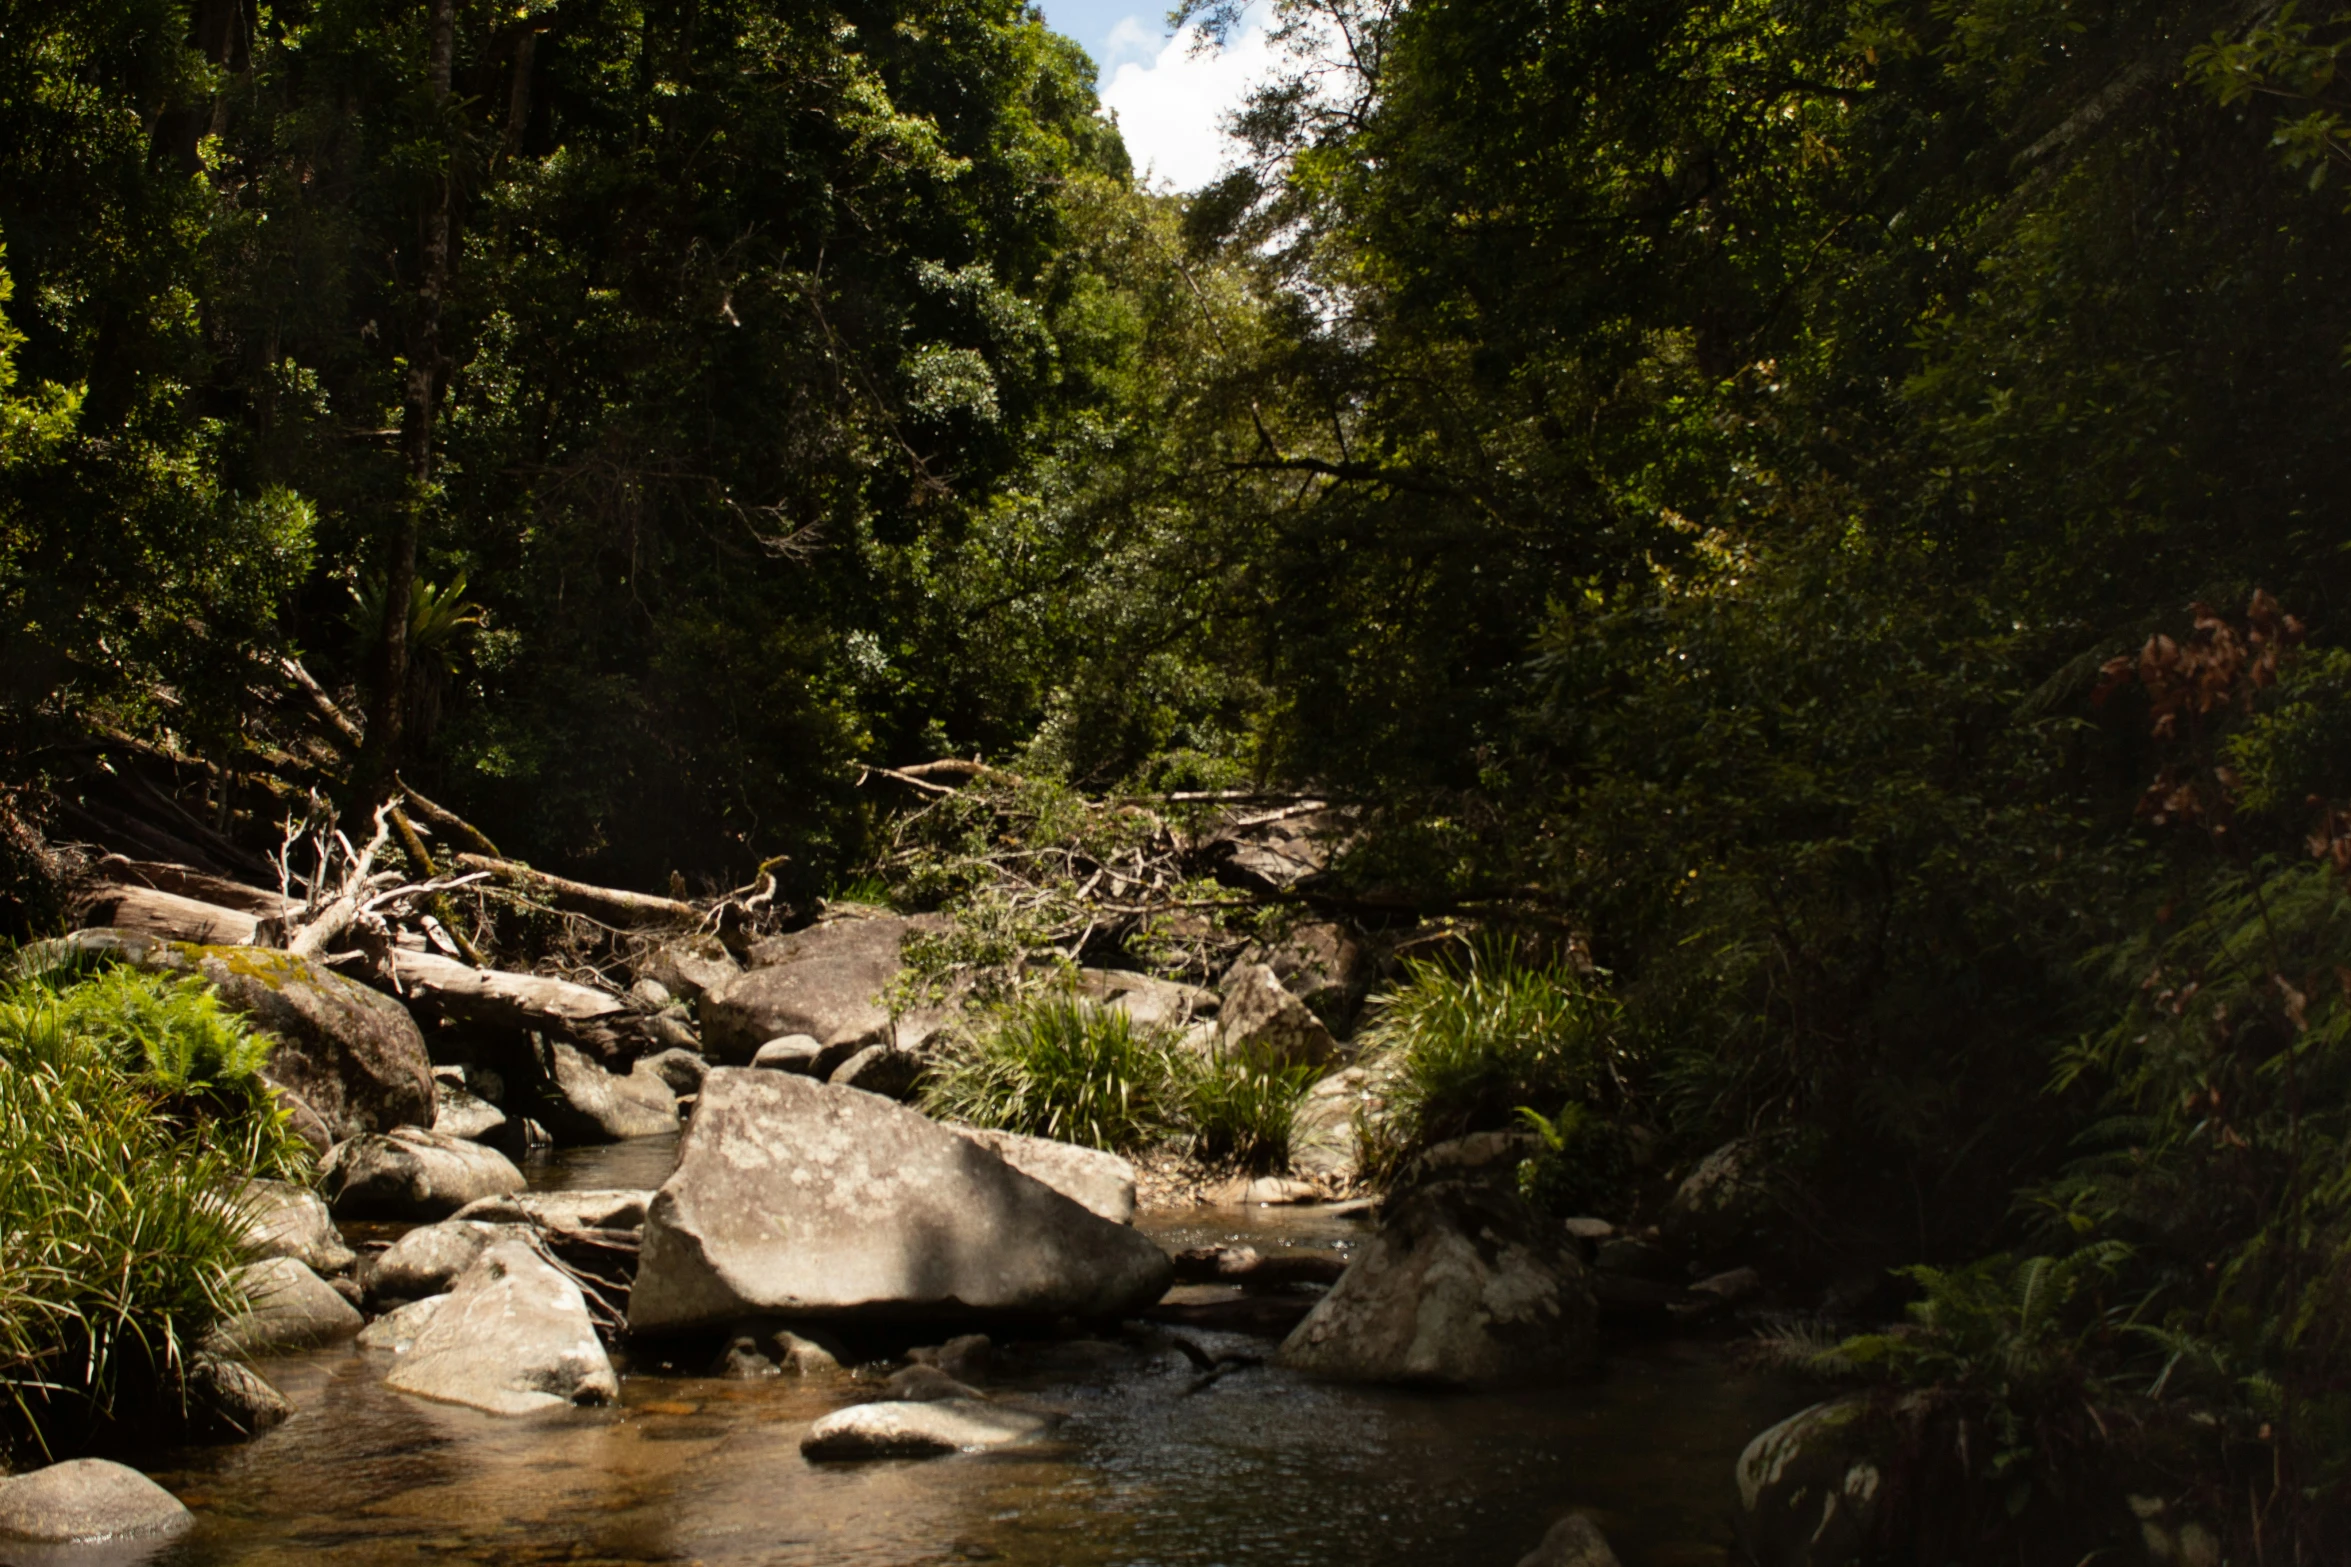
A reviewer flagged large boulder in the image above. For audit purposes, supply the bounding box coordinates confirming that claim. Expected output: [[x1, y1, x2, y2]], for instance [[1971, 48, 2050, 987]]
[[533, 1041, 678, 1143], [357, 1294, 449, 1354], [1734, 1398, 1892, 1567], [1662, 1138, 1779, 1263], [1288, 1067, 1379, 1185], [234, 1178, 355, 1275], [1244, 922, 1373, 1033], [700, 915, 943, 1064], [385, 1235, 619, 1415], [320, 1126, 527, 1219], [947, 1127, 1138, 1225], [641, 934, 741, 1003], [61, 930, 434, 1140], [0, 1459, 192, 1546], [800, 1398, 1058, 1461], [1278, 1180, 1597, 1388], [628, 1070, 1175, 1335], [207, 1256, 363, 1356], [1217, 962, 1338, 1070]]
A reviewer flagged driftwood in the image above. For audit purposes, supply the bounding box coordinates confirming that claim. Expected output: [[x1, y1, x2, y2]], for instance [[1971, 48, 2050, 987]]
[[288, 806, 397, 961], [451, 854, 698, 929], [390, 949, 649, 1058]]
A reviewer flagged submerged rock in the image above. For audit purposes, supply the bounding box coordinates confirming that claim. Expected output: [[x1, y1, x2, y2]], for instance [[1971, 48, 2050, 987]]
[[946, 1127, 1138, 1225], [357, 1293, 450, 1354], [386, 1236, 618, 1415], [209, 1257, 363, 1356], [1515, 1515, 1622, 1567], [628, 1070, 1174, 1335], [234, 1177, 355, 1275], [1279, 1180, 1597, 1388], [800, 1399, 1058, 1461], [179, 1354, 295, 1443], [0, 1459, 192, 1545]]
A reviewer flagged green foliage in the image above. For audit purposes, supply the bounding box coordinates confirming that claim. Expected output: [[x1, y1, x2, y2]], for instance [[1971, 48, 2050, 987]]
[[1358, 942, 1621, 1172], [0, 962, 308, 1460], [1514, 1104, 1631, 1218], [1835, 1245, 2139, 1475], [922, 991, 1177, 1153], [921, 988, 1312, 1169]]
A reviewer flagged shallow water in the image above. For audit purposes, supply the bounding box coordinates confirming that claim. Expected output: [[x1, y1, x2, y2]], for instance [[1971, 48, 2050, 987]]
[[142, 1136, 1813, 1567]]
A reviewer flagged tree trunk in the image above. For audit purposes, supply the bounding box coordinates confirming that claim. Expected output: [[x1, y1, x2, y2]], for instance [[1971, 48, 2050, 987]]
[[360, 0, 457, 804]]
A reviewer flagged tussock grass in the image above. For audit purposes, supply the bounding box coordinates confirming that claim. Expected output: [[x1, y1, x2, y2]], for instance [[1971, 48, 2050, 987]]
[[0, 958, 309, 1460], [1359, 940, 1621, 1174], [922, 988, 1313, 1171]]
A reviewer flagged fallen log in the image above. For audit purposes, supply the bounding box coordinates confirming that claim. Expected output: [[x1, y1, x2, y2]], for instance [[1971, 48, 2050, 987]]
[[390, 949, 653, 1060], [450, 854, 698, 929], [90, 855, 301, 919], [79, 886, 275, 946]]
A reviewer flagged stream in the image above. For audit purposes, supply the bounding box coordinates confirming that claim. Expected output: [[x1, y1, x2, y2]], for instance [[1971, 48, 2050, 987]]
[[141, 1138, 1815, 1567]]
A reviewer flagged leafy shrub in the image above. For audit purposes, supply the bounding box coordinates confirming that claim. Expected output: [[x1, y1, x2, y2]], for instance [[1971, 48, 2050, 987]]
[[0, 963, 309, 1460], [1513, 1104, 1632, 1217], [1358, 941, 1623, 1172], [922, 992, 1178, 1152]]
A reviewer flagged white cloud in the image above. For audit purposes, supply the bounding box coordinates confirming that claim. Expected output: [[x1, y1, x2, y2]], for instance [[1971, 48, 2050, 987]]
[[1099, 14, 1281, 192]]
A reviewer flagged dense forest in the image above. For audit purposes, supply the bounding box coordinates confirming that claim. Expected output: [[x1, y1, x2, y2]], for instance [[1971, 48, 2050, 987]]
[[5, 0, 2351, 1558]]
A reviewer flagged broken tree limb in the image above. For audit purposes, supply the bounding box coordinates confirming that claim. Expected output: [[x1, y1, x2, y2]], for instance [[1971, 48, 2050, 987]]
[[276, 655, 365, 754], [89, 855, 301, 919], [288, 804, 396, 960], [451, 854, 698, 929], [387, 807, 490, 967], [398, 779, 503, 859]]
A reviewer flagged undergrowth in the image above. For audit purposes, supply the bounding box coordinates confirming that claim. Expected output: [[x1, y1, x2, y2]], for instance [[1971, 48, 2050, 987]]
[[0, 955, 309, 1461]]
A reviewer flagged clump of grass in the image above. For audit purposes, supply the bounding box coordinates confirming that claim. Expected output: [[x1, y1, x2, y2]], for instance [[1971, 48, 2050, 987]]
[[0, 961, 310, 1460], [1359, 940, 1621, 1174], [923, 992, 1178, 1152], [923, 988, 1314, 1170], [1179, 1054, 1317, 1172]]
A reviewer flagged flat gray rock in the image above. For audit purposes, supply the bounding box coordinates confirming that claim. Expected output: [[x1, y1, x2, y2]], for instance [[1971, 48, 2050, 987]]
[[800, 1398, 1057, 1461], [357, 1293, 450, 1353], [451, 1188, 651, 1232], [947, 1127, 1137, 1224], [0, 1459, 191, 1545], [751, 1034, 825, 1073], [386, 1236, 618, 1415], [1279, 1180, 1596, 1388], [209, 1256, 362, 1356], [320, 1126, 527, 1219], [432, 1083, 507, 1141], [233, 1178, 355, 1275], [365, 1220, 507, 1302], [628, 1070, 1174, 1335]]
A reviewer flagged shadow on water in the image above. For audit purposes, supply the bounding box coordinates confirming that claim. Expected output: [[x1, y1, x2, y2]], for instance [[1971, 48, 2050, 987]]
[[145, 1150, 1815, 1566]]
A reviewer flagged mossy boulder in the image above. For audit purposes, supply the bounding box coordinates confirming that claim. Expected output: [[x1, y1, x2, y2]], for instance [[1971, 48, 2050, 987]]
[[58, 929, 434, 1141]]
